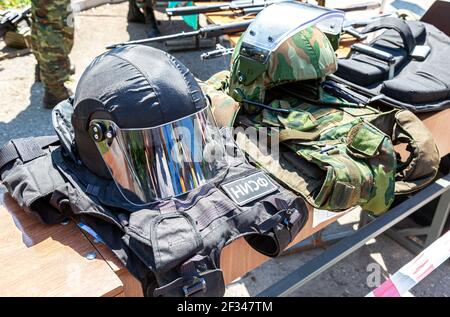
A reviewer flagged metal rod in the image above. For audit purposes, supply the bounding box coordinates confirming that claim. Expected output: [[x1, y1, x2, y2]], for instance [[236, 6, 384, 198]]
[[394, 227, 432, 237], [106, 19, 251, 49], [424, 189, 450, 247], [258, 174, 450, 297], [106, 29, 200, 48], [385, 229, 424, 254], [281, 230, 357, 256]]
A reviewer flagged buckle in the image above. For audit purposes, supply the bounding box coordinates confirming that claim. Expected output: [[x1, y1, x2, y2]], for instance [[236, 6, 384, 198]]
[[283, 209, 300, 229], [182, 277, 207, 297]]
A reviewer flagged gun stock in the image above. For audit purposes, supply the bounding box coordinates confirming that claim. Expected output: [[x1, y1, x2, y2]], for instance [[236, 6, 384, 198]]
[[0, 6, 31, 38]]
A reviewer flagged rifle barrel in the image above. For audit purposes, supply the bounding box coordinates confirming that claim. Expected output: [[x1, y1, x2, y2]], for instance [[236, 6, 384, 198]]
[[107, 30, 200, 49], [166, 4, 229, 16], [206, 6, 264, 16], [335, 1, 380, 12], [165, 0, 279, 17], [106, 20, 252, 49], [200, 20, 252, 38]]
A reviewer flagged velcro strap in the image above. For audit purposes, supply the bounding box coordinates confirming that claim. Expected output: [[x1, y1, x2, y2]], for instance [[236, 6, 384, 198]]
[[153, 269, 225, 297], [179, 254, 207, 277], [258, 209, 290, 233], [278, 129, 321, 142], [12, 138, 46, 163], [258, 195, 302, 231], [0, 141, 19, 171], [259, 208, 305, 239], [86, 184, 100, 196], [36, 135, 60, 148], [361, 17, 416, 55], [193, 193, 235, 231], [0, 136, 59, 171], [329, 181, 358, 210]]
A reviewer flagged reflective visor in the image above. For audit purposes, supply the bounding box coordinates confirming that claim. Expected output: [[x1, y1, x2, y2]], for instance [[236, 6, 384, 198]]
[[242, 2, 344, 53], [91, 107, 228, 205]]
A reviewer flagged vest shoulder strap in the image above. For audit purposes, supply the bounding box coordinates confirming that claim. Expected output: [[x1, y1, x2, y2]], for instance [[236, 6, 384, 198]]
[[0, 136, 59, 171]]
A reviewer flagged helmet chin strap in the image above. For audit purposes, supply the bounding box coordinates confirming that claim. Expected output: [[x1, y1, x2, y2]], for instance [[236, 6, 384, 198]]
[[241, 82, 362, 114], [278, 86, 361, 108], [242, 98, 291, 114]]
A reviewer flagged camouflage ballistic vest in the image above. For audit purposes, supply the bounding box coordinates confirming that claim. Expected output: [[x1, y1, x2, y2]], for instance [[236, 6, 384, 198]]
[[0, 98, 308, 297], [203, 72, 440, 216]]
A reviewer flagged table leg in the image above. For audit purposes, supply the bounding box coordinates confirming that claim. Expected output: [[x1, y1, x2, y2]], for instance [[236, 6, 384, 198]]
[[424, 188, 450, 247]]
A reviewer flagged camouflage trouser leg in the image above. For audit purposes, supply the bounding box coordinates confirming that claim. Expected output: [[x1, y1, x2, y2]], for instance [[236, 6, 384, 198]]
[[31, 0, 74, 97]]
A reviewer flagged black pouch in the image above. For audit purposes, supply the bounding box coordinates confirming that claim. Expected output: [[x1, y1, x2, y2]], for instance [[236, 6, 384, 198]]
[[0, 136, 66, 224], [128, 210, 203, 273], [153, 269, 225, 297], [245, 197, 308, 257]]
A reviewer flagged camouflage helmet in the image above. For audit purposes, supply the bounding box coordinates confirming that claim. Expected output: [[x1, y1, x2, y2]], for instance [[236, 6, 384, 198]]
[[229, 1, 344, 106]]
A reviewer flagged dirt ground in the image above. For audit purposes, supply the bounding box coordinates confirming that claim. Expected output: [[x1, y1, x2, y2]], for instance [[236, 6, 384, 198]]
[[0, 0, 448, 297]]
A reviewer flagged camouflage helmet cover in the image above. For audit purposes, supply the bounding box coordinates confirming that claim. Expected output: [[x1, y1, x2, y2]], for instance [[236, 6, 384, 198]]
[[229, 2, 343, 104]]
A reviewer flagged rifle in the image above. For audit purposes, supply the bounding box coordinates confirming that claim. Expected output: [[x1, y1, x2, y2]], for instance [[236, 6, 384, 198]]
[[334, 1, 381, 13], [342, 13, 395, 40], [165, 0, 382, 17], [107, 19, 252, 49], [342, 13, 394, 29], [165, 0, 284, 17], [197, 6, 265, 17], [200, 13, 397, 59], [0, 6, 31, 38]]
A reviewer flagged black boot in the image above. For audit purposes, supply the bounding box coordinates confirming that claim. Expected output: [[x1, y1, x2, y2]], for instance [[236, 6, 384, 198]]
[[43, 86, 72, 109], [35, 64, 41, 83], [144, 4, 160, 38], [127, 0, 145, 23]]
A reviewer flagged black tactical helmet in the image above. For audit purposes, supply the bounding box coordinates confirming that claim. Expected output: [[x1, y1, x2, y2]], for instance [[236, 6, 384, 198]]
[[71, 45, 226, 205]]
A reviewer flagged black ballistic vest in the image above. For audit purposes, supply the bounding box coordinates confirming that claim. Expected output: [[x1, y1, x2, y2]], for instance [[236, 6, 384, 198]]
[[0, 100, 308, 297]]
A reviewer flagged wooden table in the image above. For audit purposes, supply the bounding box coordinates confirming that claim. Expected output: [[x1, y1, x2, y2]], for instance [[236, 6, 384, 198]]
[[0, 191, 124, 296], [0, 187, 356, 296]]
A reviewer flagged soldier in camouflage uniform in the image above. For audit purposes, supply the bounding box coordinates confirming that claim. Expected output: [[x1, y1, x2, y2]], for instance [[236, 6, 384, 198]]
[[203, 2, 439, 215], [31, 0, 74, 108], [128, 0, 160, 37]]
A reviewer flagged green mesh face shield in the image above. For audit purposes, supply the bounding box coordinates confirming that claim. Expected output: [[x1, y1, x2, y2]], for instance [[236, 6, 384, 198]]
[[229, 1, 344, 105]]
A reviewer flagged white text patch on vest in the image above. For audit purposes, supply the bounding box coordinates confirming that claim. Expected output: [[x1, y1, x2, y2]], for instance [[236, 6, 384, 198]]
[[221, 172, 278, 206]]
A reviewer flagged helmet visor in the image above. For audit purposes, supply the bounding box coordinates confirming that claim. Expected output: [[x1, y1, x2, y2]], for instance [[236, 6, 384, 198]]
[[91, 107, 228, 205], [242, 2, 344, 54]]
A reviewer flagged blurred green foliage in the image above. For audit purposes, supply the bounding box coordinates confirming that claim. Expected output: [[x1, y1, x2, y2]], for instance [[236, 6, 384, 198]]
[[0, 0, 31, 10]]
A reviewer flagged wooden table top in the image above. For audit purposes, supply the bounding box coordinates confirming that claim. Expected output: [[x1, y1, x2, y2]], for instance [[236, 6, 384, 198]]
[[0, 190, 124, 297]]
